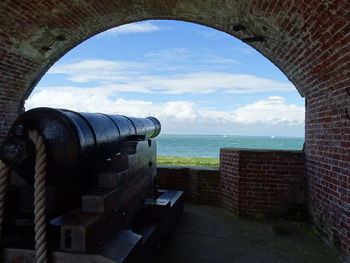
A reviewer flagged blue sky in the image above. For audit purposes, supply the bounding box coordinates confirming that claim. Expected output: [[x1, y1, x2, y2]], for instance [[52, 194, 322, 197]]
[[27, 20, 305, 137]]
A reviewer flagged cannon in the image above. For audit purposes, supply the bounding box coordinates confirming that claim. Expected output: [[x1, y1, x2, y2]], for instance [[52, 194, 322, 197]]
[[1, 107, 161, 185], [0, 108, 184, 263]]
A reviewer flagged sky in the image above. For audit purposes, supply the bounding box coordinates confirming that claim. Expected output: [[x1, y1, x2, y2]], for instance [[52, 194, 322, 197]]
[[26, 20, 305, 137]]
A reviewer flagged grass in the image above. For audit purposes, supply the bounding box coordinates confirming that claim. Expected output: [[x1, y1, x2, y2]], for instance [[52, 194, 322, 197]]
[[157, 156, 219, 167]]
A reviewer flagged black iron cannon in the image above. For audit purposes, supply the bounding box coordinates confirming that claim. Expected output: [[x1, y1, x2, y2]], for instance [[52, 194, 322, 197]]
[[1, 107, 161, 185], [0, 107, 184, 263]]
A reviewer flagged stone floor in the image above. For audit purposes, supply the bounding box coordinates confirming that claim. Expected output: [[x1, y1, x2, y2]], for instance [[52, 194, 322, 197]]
[[157, 203, 339, 263]]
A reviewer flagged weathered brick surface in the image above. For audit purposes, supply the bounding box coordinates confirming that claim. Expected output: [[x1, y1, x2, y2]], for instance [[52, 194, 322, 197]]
[[219, 148, 305, 218], [158, 149, 305, 217], [0, 0, 349, 260], [157, 165, 219, 204], [306, 92, 350, 258], [219, 150, 240, 211]]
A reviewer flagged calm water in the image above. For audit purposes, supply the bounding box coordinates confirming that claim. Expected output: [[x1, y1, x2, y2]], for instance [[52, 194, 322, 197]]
[[157, 134, 304, 158]]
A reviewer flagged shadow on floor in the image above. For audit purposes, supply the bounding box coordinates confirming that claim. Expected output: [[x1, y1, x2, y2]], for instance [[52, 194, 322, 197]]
[[157, 203, 339, 263]]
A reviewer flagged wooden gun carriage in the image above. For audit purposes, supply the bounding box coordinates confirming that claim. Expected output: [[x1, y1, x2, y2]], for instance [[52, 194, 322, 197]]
[[0, 108, 184, 263]]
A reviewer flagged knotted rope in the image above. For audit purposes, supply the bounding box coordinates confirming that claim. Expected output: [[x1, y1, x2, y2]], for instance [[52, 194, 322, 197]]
[[0, 160, 11, 240], [28, 130, 48, 263], [0, 131, 48, 262]]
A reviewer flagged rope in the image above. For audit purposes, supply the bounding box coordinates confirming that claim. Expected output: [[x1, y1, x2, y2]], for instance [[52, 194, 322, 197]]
[[28, 130, 48, 263], [0, 160, 11, 240]]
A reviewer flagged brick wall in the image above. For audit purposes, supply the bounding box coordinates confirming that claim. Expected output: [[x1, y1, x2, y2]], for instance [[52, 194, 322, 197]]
[[306, 92, 350, 258], [219, 151, 240, 212], [219, 148, 305, 218], [157, 148, 305, 219], [157, 165, 219, 204]]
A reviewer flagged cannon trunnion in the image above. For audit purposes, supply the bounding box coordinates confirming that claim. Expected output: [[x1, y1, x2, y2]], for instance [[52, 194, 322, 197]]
[[0, 108, 184, 263]]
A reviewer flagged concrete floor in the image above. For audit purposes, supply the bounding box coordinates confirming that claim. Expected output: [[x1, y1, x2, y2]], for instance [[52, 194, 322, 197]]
[[157, 203, 339, 263]]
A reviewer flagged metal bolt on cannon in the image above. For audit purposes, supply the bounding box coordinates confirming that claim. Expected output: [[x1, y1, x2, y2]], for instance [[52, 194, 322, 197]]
[[0, 107, 184, 263]]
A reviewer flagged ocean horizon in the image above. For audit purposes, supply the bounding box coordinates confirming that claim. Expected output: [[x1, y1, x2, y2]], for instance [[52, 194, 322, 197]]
[[160, 133, 304, 138], [157, 134, 304, 158]]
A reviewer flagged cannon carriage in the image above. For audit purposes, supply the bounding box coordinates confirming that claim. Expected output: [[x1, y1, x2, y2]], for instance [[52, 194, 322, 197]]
[[0, 108, 184, 263]]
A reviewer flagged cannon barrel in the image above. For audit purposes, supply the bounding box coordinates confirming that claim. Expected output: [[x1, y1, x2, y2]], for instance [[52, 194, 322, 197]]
[[1, 107, 161, 184]]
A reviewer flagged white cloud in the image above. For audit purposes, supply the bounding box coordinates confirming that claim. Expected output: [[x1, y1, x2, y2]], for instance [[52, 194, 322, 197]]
[[100, 21, 162, 36], [48, 59, 145, 83], [145, 48, 238, 65], [26, 88, 304, 129], [137, 72, 294, 94], [47, 58, 294, 94], [145, 48, 192, 61], [118, 72, 293, 94], [232, 96, 304, 124]]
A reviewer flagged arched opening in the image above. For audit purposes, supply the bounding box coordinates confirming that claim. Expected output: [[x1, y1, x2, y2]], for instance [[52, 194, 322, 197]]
[[26, 20, 305, 166], [0, 1, 348, 261]]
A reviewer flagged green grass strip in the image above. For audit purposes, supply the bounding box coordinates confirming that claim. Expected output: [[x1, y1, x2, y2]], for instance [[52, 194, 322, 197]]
[[157, 156, 219, 167]]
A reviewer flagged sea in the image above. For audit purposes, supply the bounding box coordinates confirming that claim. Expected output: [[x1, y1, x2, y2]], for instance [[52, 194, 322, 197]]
[[157, 134, 304, 158]]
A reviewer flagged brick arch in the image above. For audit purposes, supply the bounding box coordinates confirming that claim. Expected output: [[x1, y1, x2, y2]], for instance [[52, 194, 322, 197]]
[[0, 0, 349, 260]]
